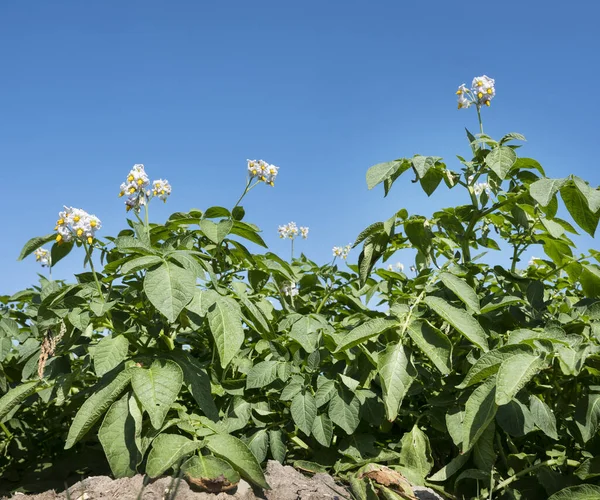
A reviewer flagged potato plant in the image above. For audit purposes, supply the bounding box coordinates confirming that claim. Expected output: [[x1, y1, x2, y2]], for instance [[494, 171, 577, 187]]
[[2, 77, 600, 499]]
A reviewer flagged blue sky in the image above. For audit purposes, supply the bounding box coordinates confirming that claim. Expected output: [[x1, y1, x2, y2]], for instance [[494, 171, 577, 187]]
[[1, 1, 599, 294]]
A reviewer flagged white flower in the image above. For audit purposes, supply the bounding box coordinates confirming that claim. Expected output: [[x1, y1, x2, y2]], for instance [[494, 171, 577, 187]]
[[282, 281, 298, 297], [471, 75, 495, 107], [300, 226, 309, 239], [119, 164, 151, 212], [387, 262, 404, 272], [456, 84, 472, 109], [455, 76, 496, 109], [529, 256, 539, 267], [34, 248, 51, 267], [55, 206, 101, 244], [473, 182, 492, 197], [410, 265, 417, 273], [248, 159, 279, 186], [278, 222, 300, 239], [152, 179, 172, 202], [332, 244, 351, 260]]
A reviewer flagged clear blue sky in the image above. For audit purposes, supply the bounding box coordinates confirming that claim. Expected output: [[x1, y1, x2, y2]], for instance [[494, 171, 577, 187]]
[[1, 1, 599, 294]]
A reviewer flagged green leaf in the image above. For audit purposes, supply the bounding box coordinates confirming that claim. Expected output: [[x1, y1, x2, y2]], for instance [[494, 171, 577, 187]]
[[289, 315, 322, 353], [573, 176, 600, 212], [205, 433, 270, 489], [246, 361, 279, 389], [485, 146, 517, 179], [50, 240, 73, 266], [561, 182, 600, 237], [412, 155, 439, 178], [335, 317, 397, 352], [230, 221, 268, 248], [120, 255, 162, 275], [495, 353, 545, 405], [424, 296, 489, 351], [366, 159, 409, 190], [529, 394, 558, 440], [200, 219, 233, 244], [440, 272, 480, 313], [131, 360, 183, 429], [0, 380, 40, 422], [457, 345, 533, 389], [575, 393, 600, 443], [146, 433, 201, 477], [269, 429, 286, 463], [548, 485, 600, 500], [473, 422, 495, 472], [291, 392, 317, 436], [496, 399, 533, 436], [65, 368, 132, 449], [580, 265, 600, 298], [315, 379, 336, 407], [530, 178, 566, 207], [17, 233, 56, 261], [207, 295, 245, 368], [462, 377, 497, 452], [575, 457, 600, 480], [182, 455, 240, 484], [328, 389, 360, 435], [429, 451, 470, 482], [311, 414, 333, 447], [407, 320, 452, 375], [399, 425, 433, 483], [247, 429, 269, 463], [378, 343, 416, 421], [144, 261, 196, 323], [170, 351, 219, 421], [91, 334, 129, 378], [98, 393, 139, 477]]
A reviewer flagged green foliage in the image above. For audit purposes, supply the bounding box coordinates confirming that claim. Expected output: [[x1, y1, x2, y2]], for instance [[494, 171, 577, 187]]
[[3, 101, 600, 500]]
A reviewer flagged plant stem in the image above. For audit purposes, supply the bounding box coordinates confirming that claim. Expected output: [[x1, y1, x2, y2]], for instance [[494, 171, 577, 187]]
[[490, 459, 560, 495], [291, 238, 295, 261], [84, 242, 104, 300], [0, 422, 12, 439], [477, 105, 484, 135]]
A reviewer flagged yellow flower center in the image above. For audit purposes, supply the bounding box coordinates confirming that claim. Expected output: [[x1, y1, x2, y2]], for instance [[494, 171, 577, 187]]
[[77, 229, 83, 237], [73, 216, 80, 222], [129, 187, 136, 194], [478, 92, 483, 99], [251, 169, 257, 175], [487, 88, 493, 94], [161, 190, 165, 195], [90, 220, 97, 228], [128, 175, 134, 182], [57, 218, 64, 225], [119, 191, 124, 197], [87, 236, 93, 244], [485, 101, 491, 107], [260, 176, 266, 182], [477, 81, 483, 86], [456, 90, 462, 95], [137, 179, 143, 185], [56, 234, 62, 242], [269, 181, 274, 187]]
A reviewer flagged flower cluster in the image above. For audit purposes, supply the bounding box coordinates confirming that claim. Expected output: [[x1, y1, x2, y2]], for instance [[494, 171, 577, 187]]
[[456, 75, 496, 109], [119, 164, 150, 212], [332, 244, 351, 260], [34, 248, 51, 267], [119, 164, 171, 212], [247, 159, 279, 186], [468, 175, 492, 198], [282, 281, 298, 297], [278, 222, 308, 240], [55, 207, 102, 244], [387, 262, 404, 272], [152, 179, 172, 202]]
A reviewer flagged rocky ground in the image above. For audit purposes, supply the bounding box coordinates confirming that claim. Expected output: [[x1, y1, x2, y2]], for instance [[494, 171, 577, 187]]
[[4, 461, 443, 500]]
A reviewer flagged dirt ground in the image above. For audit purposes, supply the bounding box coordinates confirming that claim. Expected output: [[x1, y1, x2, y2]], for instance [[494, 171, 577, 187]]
[[4, 461, 443, 500]]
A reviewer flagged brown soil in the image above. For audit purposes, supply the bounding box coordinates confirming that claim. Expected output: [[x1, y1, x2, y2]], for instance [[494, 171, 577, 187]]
[[3, 461, 443, 500]]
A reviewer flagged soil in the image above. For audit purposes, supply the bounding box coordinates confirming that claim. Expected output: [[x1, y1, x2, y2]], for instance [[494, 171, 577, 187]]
[[3, 461, 443, 500]]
